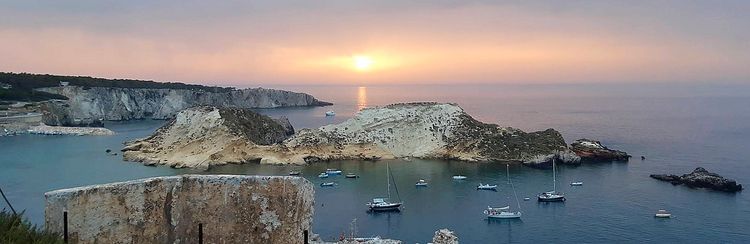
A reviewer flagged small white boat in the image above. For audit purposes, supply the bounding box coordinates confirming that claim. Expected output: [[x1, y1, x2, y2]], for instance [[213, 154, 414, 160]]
[[318, 173, 329, 178], [415, 179, 428, 187], [571, 181, 583, 186], [288, 171, 301, 176], [452, 175, 467, 180], [523, 197, 530, 201], [325, 111, 336, 116], [655, 209, 672, 218], [320, 182, 335, 187], [477, 183, 498, 191], [484, 206, 522, 219], [326, 169, 342, 175]]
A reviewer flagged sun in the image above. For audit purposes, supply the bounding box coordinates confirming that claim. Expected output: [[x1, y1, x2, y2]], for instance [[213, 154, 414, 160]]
[[353, 55, 373, 71]]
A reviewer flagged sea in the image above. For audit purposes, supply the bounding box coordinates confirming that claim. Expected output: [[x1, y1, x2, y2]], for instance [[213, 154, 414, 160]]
[[1, 83, 749, 243]]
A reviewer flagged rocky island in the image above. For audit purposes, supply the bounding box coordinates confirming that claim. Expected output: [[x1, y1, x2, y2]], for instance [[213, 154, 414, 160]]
[[650, 167, 743, 192], [570, 138, 631, 162], [123, 102, 584, 169]]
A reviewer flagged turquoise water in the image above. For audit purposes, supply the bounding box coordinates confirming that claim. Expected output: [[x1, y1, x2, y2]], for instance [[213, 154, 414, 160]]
[[1, 84, 749, 243]]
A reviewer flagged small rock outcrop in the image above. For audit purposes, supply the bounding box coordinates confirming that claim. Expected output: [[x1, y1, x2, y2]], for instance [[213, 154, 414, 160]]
[[570, 138, 630, 162], [37, 86, 331, 126], [122, 106, 294, 169], [45, 175, 315, 244], [431, 229, 459, 244], [650, 167, 743, 192]]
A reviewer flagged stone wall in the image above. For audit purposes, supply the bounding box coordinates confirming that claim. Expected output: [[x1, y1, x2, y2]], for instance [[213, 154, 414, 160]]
[[45, 175, 314, 244]]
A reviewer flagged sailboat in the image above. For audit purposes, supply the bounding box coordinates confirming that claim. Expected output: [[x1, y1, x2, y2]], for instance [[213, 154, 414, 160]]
[[538, 158, 565, 202], [485, 164, 522, 219], [367, 162, 402, 211]]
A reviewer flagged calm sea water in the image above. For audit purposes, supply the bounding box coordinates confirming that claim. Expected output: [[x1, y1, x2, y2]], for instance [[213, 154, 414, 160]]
[[1, 84, 749, 243]]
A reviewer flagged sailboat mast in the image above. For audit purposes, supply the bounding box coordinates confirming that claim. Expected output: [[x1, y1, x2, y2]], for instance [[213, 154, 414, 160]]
[[552, 157, 557, 192], [387, 162, 391, 199]]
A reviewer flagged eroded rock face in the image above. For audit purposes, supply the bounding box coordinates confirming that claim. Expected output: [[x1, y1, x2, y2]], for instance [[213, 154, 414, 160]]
[[650, 167, 743, 192], [278, 102, 575, 164], [431, 229, 459, 244], [37, 86, 330, 126], [44, 175, 314, 244], [122, 106, 294, 169], [570, 138, 630, 162]]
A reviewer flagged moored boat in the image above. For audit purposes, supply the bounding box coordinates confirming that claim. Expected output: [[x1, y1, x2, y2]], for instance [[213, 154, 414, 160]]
[[325, 110, 336, 116], [326, 169, 343, 175], [452, 175, 467, 180], [320, 182, 335, 187], [538, 158, 565, 202], [484, 164, 523, 219], [415, 179, 428, 187], [571, 181, 583, 186], [288, 171, 301, 176], [655, 209, 672, 218], [367, 162, 403, 212], [346, 173, 359, 178], [484, 206, 522, 219], [318, 173, 329, 178], [477, 183, 498, 191]]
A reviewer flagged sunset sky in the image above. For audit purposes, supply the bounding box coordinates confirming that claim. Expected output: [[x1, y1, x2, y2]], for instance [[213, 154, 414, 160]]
[[1, 1, 749, 86]]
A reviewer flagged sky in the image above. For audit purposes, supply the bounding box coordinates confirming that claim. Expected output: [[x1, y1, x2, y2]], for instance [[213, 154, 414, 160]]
[[1, 0, 749, 86]]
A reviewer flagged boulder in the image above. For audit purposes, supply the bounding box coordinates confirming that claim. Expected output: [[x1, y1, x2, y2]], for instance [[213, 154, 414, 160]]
[[431, 229, 458, 244]]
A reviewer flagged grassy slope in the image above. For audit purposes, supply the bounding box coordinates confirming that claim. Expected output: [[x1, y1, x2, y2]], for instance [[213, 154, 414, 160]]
[[0, 210, 62, 244]]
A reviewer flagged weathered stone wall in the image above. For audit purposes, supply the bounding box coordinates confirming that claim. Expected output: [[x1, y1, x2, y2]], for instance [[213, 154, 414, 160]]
[[45, 175, 314, 244]]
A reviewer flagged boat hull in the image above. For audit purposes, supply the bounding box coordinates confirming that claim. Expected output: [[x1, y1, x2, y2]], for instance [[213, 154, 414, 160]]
[[368, 203, 402, 211], [537, 196, 566, 202], [487, 214, 522, 219]]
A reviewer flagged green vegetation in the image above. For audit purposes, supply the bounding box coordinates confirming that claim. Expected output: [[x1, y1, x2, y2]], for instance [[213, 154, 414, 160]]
[[0, 72, 234, 101], [0, 210, 63, 244]]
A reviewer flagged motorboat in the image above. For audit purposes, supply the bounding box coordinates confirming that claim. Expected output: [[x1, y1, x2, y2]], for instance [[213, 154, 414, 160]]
[[452, 175, 467, 180], [415, 179, 428, 187], [538, 158, 565, 202], [570, 181, 583, 186], [325, 111, 336, 116], [367, 162, 403, 211], [346, 173, 359, 178], [318, 173, 329, 178], [326, 169, 343, 175], [477, 183, 498, 191], [288, 171, 301, 176], [320, 182, 335, 187], [523, 197, 530, 201], [484, 165, 522, 219], [484, 206, 522, 219], [655, 209, 672, 218]]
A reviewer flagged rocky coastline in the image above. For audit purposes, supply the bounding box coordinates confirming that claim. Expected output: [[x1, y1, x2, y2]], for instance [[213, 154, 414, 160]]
[[37, 86, 331, 126], [650, 167, 743, 192], [27, 124, 115, 136]]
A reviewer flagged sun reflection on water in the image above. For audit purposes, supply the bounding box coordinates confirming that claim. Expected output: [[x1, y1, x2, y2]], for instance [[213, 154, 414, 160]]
[[357, 86, 368, 111]]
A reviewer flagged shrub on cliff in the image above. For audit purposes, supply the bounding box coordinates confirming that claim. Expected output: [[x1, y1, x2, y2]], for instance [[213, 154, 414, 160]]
[[0, 210, 62, 243]]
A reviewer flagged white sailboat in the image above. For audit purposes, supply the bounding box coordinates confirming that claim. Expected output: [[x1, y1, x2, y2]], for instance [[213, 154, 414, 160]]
[[538, 158, 565, 202], [485, 164, 522, 219], [367, 162, 402, 211]]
